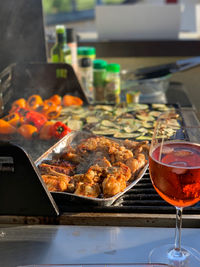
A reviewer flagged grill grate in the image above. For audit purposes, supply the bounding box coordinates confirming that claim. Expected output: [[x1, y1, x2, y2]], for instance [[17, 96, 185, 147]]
[[57, 170, 200, 214]]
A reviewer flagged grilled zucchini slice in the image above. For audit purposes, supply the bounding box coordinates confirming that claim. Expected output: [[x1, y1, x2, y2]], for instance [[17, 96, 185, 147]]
[[67, 120, 83, 130], [113, 132, 141, 138]]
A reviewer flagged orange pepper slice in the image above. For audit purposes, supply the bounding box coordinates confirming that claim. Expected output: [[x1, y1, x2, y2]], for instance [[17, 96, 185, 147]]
[[43, 99, 56, 108], [27, 95, 43, 110], [43, 105, 62, 120], [2, 113, 20, 127], [17, 124, 38, 139], [39, 121, 54, 140], [0, 119, 16, 134], [9, 98, 27, 113], [48, 94, 62, 106], [62, 95, 83, 106]]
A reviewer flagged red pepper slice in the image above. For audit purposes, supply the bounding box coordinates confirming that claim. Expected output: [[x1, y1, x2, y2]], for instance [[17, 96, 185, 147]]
[[25, 110, 47, 131], [52, 121, 71, 139]]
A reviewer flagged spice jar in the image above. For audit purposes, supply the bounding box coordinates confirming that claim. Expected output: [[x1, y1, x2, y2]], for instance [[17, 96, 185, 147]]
[[93, 59, 107, 103], [105, 63, 121, 104], [78, 47, 96, 64]]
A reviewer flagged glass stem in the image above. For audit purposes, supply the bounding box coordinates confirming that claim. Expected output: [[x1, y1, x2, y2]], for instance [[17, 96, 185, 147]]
[[174, 207, 183, 252]]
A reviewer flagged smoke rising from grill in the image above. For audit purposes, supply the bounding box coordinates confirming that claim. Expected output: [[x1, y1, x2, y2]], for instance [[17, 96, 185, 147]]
[[0, 0, 46, 73]]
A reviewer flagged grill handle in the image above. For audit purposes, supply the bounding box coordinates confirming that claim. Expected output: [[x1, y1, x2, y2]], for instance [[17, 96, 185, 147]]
[[0, 64, 13, 117]]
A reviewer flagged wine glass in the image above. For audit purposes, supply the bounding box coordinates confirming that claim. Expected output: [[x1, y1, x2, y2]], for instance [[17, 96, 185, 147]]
[[148, 111, 200, 266]]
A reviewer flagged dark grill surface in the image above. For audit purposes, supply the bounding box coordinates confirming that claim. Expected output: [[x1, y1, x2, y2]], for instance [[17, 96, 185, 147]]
[[57, 170, 200, 214]]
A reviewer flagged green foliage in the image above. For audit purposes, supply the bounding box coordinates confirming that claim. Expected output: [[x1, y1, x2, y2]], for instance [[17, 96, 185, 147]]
[[43, 0, 72, 14], [42, 0, 124, 14], [76, 0, 95, 10], [103, 0, 123, 3]]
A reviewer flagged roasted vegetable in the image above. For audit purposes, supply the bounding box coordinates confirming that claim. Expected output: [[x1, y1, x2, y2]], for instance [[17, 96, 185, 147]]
[[25, 110, 47, 131], [62, 95, 83, 106], [9, 98, 27, 113], [39, 121, 54, 140], [48, 94, 62, 106], [2, 113, 20, 127], [17, 124, 38, 139], [35, 103, 49, 114], [43, 105, 62, 120], [0, 119, 17, 134], [51, 121, 71, 139], [43, 99, 56, 108], [26, 94, 43, 110]]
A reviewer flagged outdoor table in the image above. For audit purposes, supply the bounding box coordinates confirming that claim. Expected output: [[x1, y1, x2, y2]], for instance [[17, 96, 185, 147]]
[[0, 224, 200, 267]]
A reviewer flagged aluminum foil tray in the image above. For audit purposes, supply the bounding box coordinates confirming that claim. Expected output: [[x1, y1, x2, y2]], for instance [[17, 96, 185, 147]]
[[35, 131, 148, 207]]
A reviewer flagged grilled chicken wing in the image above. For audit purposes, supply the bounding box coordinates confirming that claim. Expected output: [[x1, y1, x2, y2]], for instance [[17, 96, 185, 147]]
[[74, 182, 101, 198], [102, 175, 126, 197], [39, 162, 75, 176], [42, 174, 70, 192]]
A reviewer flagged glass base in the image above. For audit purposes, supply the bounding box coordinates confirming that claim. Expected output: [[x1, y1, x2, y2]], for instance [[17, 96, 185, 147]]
[[149, 244, 200, 267], [0, 231, 6, 238]]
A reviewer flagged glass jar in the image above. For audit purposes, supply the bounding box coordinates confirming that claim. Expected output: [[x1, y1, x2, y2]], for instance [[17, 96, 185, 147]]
[[93, 59, 107, 103], [105, 63, 121, 104]]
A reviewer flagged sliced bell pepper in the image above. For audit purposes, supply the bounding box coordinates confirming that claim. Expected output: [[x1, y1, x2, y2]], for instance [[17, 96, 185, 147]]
[[48, 94, 62, 106], [39, 121, 54, 140], [0, 119, 17, 134], [43, 105, 62, 120], [18, 124, 38, 139], [25, 110, 47, 131], [9, 98, 27, 113], [2, 112, 20, 127], [27, 94, 43, 110], [62, 95, 83, 106], [43, 99, 56, 108]]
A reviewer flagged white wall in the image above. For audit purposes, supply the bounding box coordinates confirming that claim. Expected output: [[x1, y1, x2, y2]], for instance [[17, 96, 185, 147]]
[[141, 0, 200, 32]]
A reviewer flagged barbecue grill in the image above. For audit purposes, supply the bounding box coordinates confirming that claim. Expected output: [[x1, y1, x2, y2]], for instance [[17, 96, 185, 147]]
[[0, 60, 200, 227]]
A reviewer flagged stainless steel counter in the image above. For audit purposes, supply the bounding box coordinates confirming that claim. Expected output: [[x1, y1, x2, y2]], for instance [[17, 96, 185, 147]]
[[0, 224, 200, 267]]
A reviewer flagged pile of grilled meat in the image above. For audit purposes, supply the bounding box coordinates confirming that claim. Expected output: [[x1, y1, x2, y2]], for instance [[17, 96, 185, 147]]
[[38, 136, 149, 198]]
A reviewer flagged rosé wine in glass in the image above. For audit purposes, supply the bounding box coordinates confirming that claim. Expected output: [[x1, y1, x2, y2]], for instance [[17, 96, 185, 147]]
[[149, 141, 200, 208]]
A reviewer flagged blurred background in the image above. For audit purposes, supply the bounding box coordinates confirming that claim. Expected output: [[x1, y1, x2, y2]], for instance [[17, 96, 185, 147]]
[[42, 0, 200, 42], [43, 0, 124, 41]]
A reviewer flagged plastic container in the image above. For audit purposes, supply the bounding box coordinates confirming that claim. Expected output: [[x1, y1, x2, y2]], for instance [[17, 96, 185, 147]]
[[121, 70, 171, 104], [105, 63, 121, 104], [93, 59, 107, 103]]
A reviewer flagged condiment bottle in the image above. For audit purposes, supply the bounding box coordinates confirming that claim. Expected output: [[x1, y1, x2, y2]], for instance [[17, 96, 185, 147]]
[[79, 57, 93, 102], [51, 25, 71, 64], [105, 63, 121, 104], [93, 59, 107, 103], [66, 28, 78, 73]]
